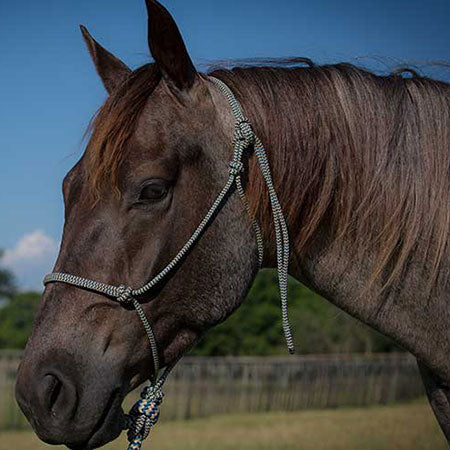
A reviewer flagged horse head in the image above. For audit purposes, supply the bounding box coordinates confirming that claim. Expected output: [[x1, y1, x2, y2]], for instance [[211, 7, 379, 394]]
[[15, 2, 261, 447]]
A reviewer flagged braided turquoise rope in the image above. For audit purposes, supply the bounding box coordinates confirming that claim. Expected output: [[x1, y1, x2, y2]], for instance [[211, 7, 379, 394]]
[[43, 76, 294, 449], [125, 386, 163, 450]]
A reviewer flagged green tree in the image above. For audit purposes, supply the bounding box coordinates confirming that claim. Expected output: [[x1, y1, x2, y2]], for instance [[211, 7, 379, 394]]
[[0, 292, 40, 349], [0, 250, 16, 298]]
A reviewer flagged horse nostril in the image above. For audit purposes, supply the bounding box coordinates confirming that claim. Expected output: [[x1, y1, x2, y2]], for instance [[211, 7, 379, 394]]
[[39, 372, 77, 421], [44, 374, 63, 412]]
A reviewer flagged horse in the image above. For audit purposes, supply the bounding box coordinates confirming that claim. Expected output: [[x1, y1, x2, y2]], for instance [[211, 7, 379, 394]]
[[15, 0, 450, 448]]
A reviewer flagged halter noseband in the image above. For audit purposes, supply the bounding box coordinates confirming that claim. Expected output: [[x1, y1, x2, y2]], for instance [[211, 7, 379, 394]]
[[43, 77, 294, 450]]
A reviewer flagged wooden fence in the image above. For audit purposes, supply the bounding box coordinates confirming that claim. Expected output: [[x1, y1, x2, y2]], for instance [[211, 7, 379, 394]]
[[0, 352, 424, 430]]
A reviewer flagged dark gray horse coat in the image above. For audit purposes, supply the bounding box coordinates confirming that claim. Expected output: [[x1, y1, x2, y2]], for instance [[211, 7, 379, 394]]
[[15, 1, 450, 448]]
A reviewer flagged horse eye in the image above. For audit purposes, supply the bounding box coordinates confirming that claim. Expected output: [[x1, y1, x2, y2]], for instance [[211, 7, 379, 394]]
[[139, 182, 168, 201]]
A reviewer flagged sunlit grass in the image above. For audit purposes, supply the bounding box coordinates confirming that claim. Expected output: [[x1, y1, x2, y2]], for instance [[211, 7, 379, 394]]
[[0, 400, 445, 450]]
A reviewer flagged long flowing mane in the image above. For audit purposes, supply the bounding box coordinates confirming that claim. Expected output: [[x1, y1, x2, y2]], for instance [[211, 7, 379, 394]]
[[212, 63, 450, 295], [85, 59, 450, 295]]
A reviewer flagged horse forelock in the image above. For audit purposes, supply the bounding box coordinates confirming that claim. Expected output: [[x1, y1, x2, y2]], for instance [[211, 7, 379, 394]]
[[84, 63, 162, 202]]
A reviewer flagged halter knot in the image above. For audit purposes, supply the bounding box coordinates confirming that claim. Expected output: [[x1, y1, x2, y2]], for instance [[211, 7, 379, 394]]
[[125, 386, 163, 450], [229, 160, 244, 176], [117, 285, 134, 304], [233, 118, 254, 146]]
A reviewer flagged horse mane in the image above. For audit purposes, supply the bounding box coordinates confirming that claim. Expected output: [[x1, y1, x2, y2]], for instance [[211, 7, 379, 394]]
[[85, 58, 450, 295], [211, 62, 450, 295]]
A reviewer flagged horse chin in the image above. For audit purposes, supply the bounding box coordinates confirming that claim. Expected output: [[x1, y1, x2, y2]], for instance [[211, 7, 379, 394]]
[[66, 391, 124, 450]]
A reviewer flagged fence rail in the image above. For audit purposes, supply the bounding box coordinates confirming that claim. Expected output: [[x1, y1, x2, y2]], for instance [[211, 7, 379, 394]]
[[0, 352, 424, 430]]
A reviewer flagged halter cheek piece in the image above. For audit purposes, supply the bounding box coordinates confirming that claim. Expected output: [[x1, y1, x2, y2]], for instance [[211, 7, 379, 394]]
[[43, 77, 294, 450]]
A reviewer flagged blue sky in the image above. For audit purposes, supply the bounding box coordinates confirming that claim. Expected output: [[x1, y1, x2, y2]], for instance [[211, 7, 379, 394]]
[[1, 0, 449, 289]]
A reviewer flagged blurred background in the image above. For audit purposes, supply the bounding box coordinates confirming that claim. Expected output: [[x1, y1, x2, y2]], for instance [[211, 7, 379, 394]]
[[1, 0, 449, 448]]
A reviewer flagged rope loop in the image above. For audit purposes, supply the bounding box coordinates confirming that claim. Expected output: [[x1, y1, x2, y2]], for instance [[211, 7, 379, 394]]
[[117, 285, 134, 304]]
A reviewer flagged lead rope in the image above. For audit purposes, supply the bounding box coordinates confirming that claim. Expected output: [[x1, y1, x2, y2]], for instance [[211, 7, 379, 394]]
[[43, 76, 294, 450]]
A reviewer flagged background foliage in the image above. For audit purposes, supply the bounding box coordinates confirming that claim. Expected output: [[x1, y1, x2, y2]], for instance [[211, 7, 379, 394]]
[[0, 251, 15, 298]]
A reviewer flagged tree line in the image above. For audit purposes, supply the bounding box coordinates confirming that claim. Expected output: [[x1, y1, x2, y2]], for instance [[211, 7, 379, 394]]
[[0, 258, 398, 354]]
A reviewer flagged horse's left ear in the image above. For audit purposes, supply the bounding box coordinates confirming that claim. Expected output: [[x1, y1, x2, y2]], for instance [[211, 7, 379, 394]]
[[80, 25, 131, 94], [145, 0, 197, 90]]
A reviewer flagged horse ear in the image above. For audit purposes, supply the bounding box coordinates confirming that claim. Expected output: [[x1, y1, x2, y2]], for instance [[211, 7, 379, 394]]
[[145, 0, 197, 90], [80, 25, 132, 94]]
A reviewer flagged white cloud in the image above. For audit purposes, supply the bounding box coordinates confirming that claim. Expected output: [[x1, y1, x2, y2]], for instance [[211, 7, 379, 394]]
[[2, 231, 59, 291]]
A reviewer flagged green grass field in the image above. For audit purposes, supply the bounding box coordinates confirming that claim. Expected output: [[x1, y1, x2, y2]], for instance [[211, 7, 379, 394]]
[[0, 401, 445, 450]]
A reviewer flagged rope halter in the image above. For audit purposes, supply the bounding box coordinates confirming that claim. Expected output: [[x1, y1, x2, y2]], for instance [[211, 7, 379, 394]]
[[42, 76, 295, 450]]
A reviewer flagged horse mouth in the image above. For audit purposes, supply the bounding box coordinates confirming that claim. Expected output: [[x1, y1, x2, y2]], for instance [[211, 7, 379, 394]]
[[68, 388, 124, 450]]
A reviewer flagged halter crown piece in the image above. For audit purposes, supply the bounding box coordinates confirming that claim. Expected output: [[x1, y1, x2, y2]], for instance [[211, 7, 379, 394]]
[[43, 77, 294, 450]]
